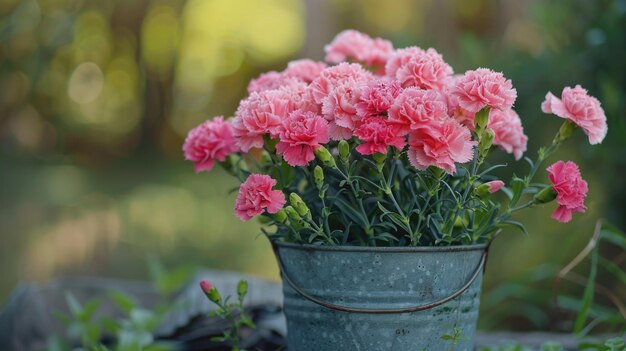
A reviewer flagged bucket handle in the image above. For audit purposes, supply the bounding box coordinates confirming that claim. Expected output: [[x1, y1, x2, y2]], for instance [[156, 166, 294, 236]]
[[271, 239, 495, 314]]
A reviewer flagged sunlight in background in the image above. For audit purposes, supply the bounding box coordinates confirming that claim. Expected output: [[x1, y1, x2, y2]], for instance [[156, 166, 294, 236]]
[[169, 0, 304, 136]]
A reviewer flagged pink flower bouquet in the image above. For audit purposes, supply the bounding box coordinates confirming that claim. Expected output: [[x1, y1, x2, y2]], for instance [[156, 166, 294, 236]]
[[184, 30, 606, 247]]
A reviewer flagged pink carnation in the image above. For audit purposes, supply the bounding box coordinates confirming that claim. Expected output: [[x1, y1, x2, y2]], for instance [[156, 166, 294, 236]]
[[247, 72, 302, 93], [407, 119, 476, 174], [353, 116, 406, 155], [355, 79, 402, 117], [321, 81, 361, 130], [282, 81, 321, 115], [283, 59, 327, 83], [233, 89, 295, 151], [310, 63, 372, 104], [183, 117, 239, 173], [234, 174, 286, 221], [388, 88, 448, 134], [546, 161, 588, 223], [485, 180, 505, 193], [385, 47, 453, 90], [452, 68, 517, 113], [328, 123, 353, 141], [443, 75, 476, 129], [488, 108, 528, 160], [276, 110, 330, 166], [541, 85, 607, 144], [324, 30, 394, 70]]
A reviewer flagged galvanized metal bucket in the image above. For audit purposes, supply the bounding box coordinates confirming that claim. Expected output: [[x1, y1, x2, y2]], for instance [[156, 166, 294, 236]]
[[273, 241, 489, 351]]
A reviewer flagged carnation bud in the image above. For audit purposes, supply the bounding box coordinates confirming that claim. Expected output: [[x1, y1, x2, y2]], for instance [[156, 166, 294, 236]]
[[338, 140, 350, 161], [555, 120, 577, 144], [534, 186, 557, 204], [372, 152, 387, 165], [273, 209, 288, 223], [228, 154, 247, 172], [474, 106, 491, 133], [289, 193, 311, 220], [315, 146, 337, 168], [479, 128, 495, 154], [474, 184, 491, 198], [237, 280, 248, 300], [474, 180, 504, 197], [200, 280, 213, 293], [429, 166, 444, 179], [314, 166, 324, 189], [200, 280, 222, 304], [285, 205, 301, 221]]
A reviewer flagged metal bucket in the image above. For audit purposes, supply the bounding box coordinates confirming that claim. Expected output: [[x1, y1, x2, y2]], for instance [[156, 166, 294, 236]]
[[273, 241, 488, 351]]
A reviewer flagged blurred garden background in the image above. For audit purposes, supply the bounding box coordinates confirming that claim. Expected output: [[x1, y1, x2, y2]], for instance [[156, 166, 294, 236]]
[[1, 0, 624, 332]]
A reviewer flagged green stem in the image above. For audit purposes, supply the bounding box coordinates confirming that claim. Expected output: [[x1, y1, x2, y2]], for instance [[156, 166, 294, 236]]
[[319, 195, 333, 243], [263, 145, 288, 185], [508, 201, 535, 214], [336, 164, 372, 236], [380, 170, 415, 242]]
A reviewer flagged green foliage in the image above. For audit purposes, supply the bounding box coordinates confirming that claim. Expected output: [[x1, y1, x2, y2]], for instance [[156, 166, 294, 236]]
[[251, 112, 578, 247], [49, 291, 176, 351], [441, 326, 468, 351], [481, 221, 626, 334]]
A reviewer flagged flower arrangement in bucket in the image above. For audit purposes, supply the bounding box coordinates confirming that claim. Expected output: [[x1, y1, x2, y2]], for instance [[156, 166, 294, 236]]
[[183, 30, 607, 351]]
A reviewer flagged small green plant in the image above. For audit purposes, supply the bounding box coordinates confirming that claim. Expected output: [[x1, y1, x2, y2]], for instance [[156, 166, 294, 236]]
[[50, 291, 175, 351], [441, 326, 469, 351], [47, 258, 193, 351], [200, 279, 256, 351]]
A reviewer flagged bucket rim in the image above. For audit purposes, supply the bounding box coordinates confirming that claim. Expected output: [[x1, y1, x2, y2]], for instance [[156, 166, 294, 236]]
[[273, 241, 488, 253]]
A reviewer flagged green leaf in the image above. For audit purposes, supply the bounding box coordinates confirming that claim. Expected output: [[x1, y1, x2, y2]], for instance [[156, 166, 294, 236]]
[[600, 224, 626, 249], [84, 324, 102, 346], [332, 196, 367, 228], [78, 299, 100, 323], [509, 176, 526, 206], [599, 257, 626, 285], [574, 245, 599, 335], [101, 317, 120, 335], [108, 291, 136, 315], [372, 232, 399, 243], [148, 257, 196, 295], [497, 220, 528, 236], [478, 163, 508, 177], [240, 316, 256, 328], [65, 292, 82, 317]]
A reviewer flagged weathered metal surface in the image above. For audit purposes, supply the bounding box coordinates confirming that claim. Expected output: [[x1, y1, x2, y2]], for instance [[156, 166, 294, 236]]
[[276, 242, 486, 351]]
